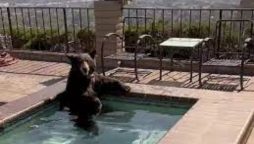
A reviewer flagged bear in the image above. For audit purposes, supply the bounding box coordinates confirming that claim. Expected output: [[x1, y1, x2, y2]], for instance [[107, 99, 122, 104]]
[[56, 50, 130, 127]]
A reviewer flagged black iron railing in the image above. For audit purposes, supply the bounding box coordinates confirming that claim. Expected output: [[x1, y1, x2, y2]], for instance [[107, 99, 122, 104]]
[[123, 7, 254, 37], [0, 7, 94, 52], [123, 7, 254, 59], [1, 7, 254, 55]]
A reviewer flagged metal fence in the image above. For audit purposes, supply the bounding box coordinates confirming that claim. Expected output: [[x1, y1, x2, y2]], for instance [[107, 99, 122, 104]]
[[0, 7, 94, 52], [123, 7, 254, 37], [1, 6, 254, 54], [122, 7, 254, 59]]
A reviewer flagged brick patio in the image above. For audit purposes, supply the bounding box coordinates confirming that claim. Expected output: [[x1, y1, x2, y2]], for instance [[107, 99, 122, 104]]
[[106, 67, 254, 92], [0, 59, 254, 144], [0, 60, 69, 102]]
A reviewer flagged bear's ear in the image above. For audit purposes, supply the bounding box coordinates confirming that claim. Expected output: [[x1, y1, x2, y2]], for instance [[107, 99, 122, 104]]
[[66, 53, 79, 63], [89, 50, 96, 59]]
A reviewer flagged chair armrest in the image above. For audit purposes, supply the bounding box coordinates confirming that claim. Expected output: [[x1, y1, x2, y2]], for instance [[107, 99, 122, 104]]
[[244, 37, 253, 45], [204, 37, 213, 42], [202, 37, 214, 48], [200, 37, 215, 62], [243, 37, 254, 51], [138, 34, 153, 40], [239, 37, 253, 61], [68, 40, 75, 44], [137, 34, 156, 46], [105, 33, 117, 37], [245, 37, 252, 42], [104, 33, 123, 40]]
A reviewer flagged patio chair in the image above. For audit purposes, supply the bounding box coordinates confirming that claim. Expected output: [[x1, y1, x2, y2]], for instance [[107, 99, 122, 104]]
[[100, 33, 162, 81], [199, 19, 254, 90], [123, 16, 156, 53]]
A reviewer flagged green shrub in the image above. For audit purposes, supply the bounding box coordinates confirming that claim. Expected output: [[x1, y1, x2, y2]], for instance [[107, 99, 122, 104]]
[[11, 30, 30, 48], [76, 28, 95, 52], [0, 28, 96, 52], [24, 33, 51, 50]]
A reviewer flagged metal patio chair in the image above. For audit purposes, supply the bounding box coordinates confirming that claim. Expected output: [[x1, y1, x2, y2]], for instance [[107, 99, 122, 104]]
[[198, 19, 254, 90], [100, 33, 162, 81], [123, 16, 156, 53]]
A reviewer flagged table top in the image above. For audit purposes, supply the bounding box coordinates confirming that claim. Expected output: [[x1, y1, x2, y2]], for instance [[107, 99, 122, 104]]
[[160, 38, 204, 48]]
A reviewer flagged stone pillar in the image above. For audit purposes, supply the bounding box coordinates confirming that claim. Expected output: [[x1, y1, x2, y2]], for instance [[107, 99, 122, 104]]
[[94, 0, 123, 68]]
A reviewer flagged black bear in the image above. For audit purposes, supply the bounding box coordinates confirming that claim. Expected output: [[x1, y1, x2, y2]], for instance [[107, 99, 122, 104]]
[[56, 51, 130, 126]]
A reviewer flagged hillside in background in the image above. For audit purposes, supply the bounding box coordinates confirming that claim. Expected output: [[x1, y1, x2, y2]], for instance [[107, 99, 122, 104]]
[[0, 0, 245, 8], [128, 0, 239, 8]]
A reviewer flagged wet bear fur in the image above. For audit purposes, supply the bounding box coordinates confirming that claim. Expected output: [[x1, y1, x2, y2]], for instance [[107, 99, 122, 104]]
[[56, 51, 130, 125]]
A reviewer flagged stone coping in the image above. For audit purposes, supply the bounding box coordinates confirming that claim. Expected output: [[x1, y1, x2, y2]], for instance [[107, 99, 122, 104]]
[[128, 84, 254, 144], [0, 79, 254, 144], [8, 50, 69, 63], [0, 79, 66, 127]]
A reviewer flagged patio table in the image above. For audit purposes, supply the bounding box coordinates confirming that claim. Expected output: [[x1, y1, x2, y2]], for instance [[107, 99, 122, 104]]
[[159, 38, 204, 82]]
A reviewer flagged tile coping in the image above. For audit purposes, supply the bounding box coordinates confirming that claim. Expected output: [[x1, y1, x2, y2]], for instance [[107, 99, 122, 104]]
[[0, 79, 253, 144]]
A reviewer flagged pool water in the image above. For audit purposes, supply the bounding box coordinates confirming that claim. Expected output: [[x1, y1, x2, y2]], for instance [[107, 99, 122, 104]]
[[0, 98, 191, 144]]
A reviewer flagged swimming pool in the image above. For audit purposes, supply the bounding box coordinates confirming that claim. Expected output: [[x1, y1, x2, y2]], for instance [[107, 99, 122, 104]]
[[0, 97, 192, 144]]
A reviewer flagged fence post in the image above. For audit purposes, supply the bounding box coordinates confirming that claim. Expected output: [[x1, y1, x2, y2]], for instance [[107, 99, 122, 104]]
[[63, 8, 69, 53], [7, 7, 13, 49], [216, 9, 223, 58]]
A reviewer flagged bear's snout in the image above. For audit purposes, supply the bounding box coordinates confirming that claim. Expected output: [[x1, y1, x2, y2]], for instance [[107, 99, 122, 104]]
[[81, 61, 90, 75]]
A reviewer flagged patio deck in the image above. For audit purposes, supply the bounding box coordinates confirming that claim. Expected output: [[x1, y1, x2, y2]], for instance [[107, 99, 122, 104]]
[[1, 60, 254, 99], [106, 67, 254, 92], [0, 60, 70, 103], [0, 60, 254, 144]]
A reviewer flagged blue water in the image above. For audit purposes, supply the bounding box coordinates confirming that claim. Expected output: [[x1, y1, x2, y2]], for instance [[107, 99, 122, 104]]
[[0, 98, 191, 144]]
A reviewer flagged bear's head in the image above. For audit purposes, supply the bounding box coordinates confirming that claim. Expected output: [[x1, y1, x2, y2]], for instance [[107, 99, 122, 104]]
[[67, 50, 96, 77]]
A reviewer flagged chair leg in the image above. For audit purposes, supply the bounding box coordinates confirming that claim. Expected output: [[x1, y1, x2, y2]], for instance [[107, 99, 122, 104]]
[[135, 62, 139, 81], [198, 55, 202, 86], [198, 69, 201, 86], [240, 68, 244, 90], [190, 57, 193, 82], [198, 65, 202, 87], [240, 75, 243, 90], [198, 44, 203, 87], [159, 56, 162, 80], [159, 45, 163, 80], [159, 68, 162, 80], [240, 63, 244, 90]]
